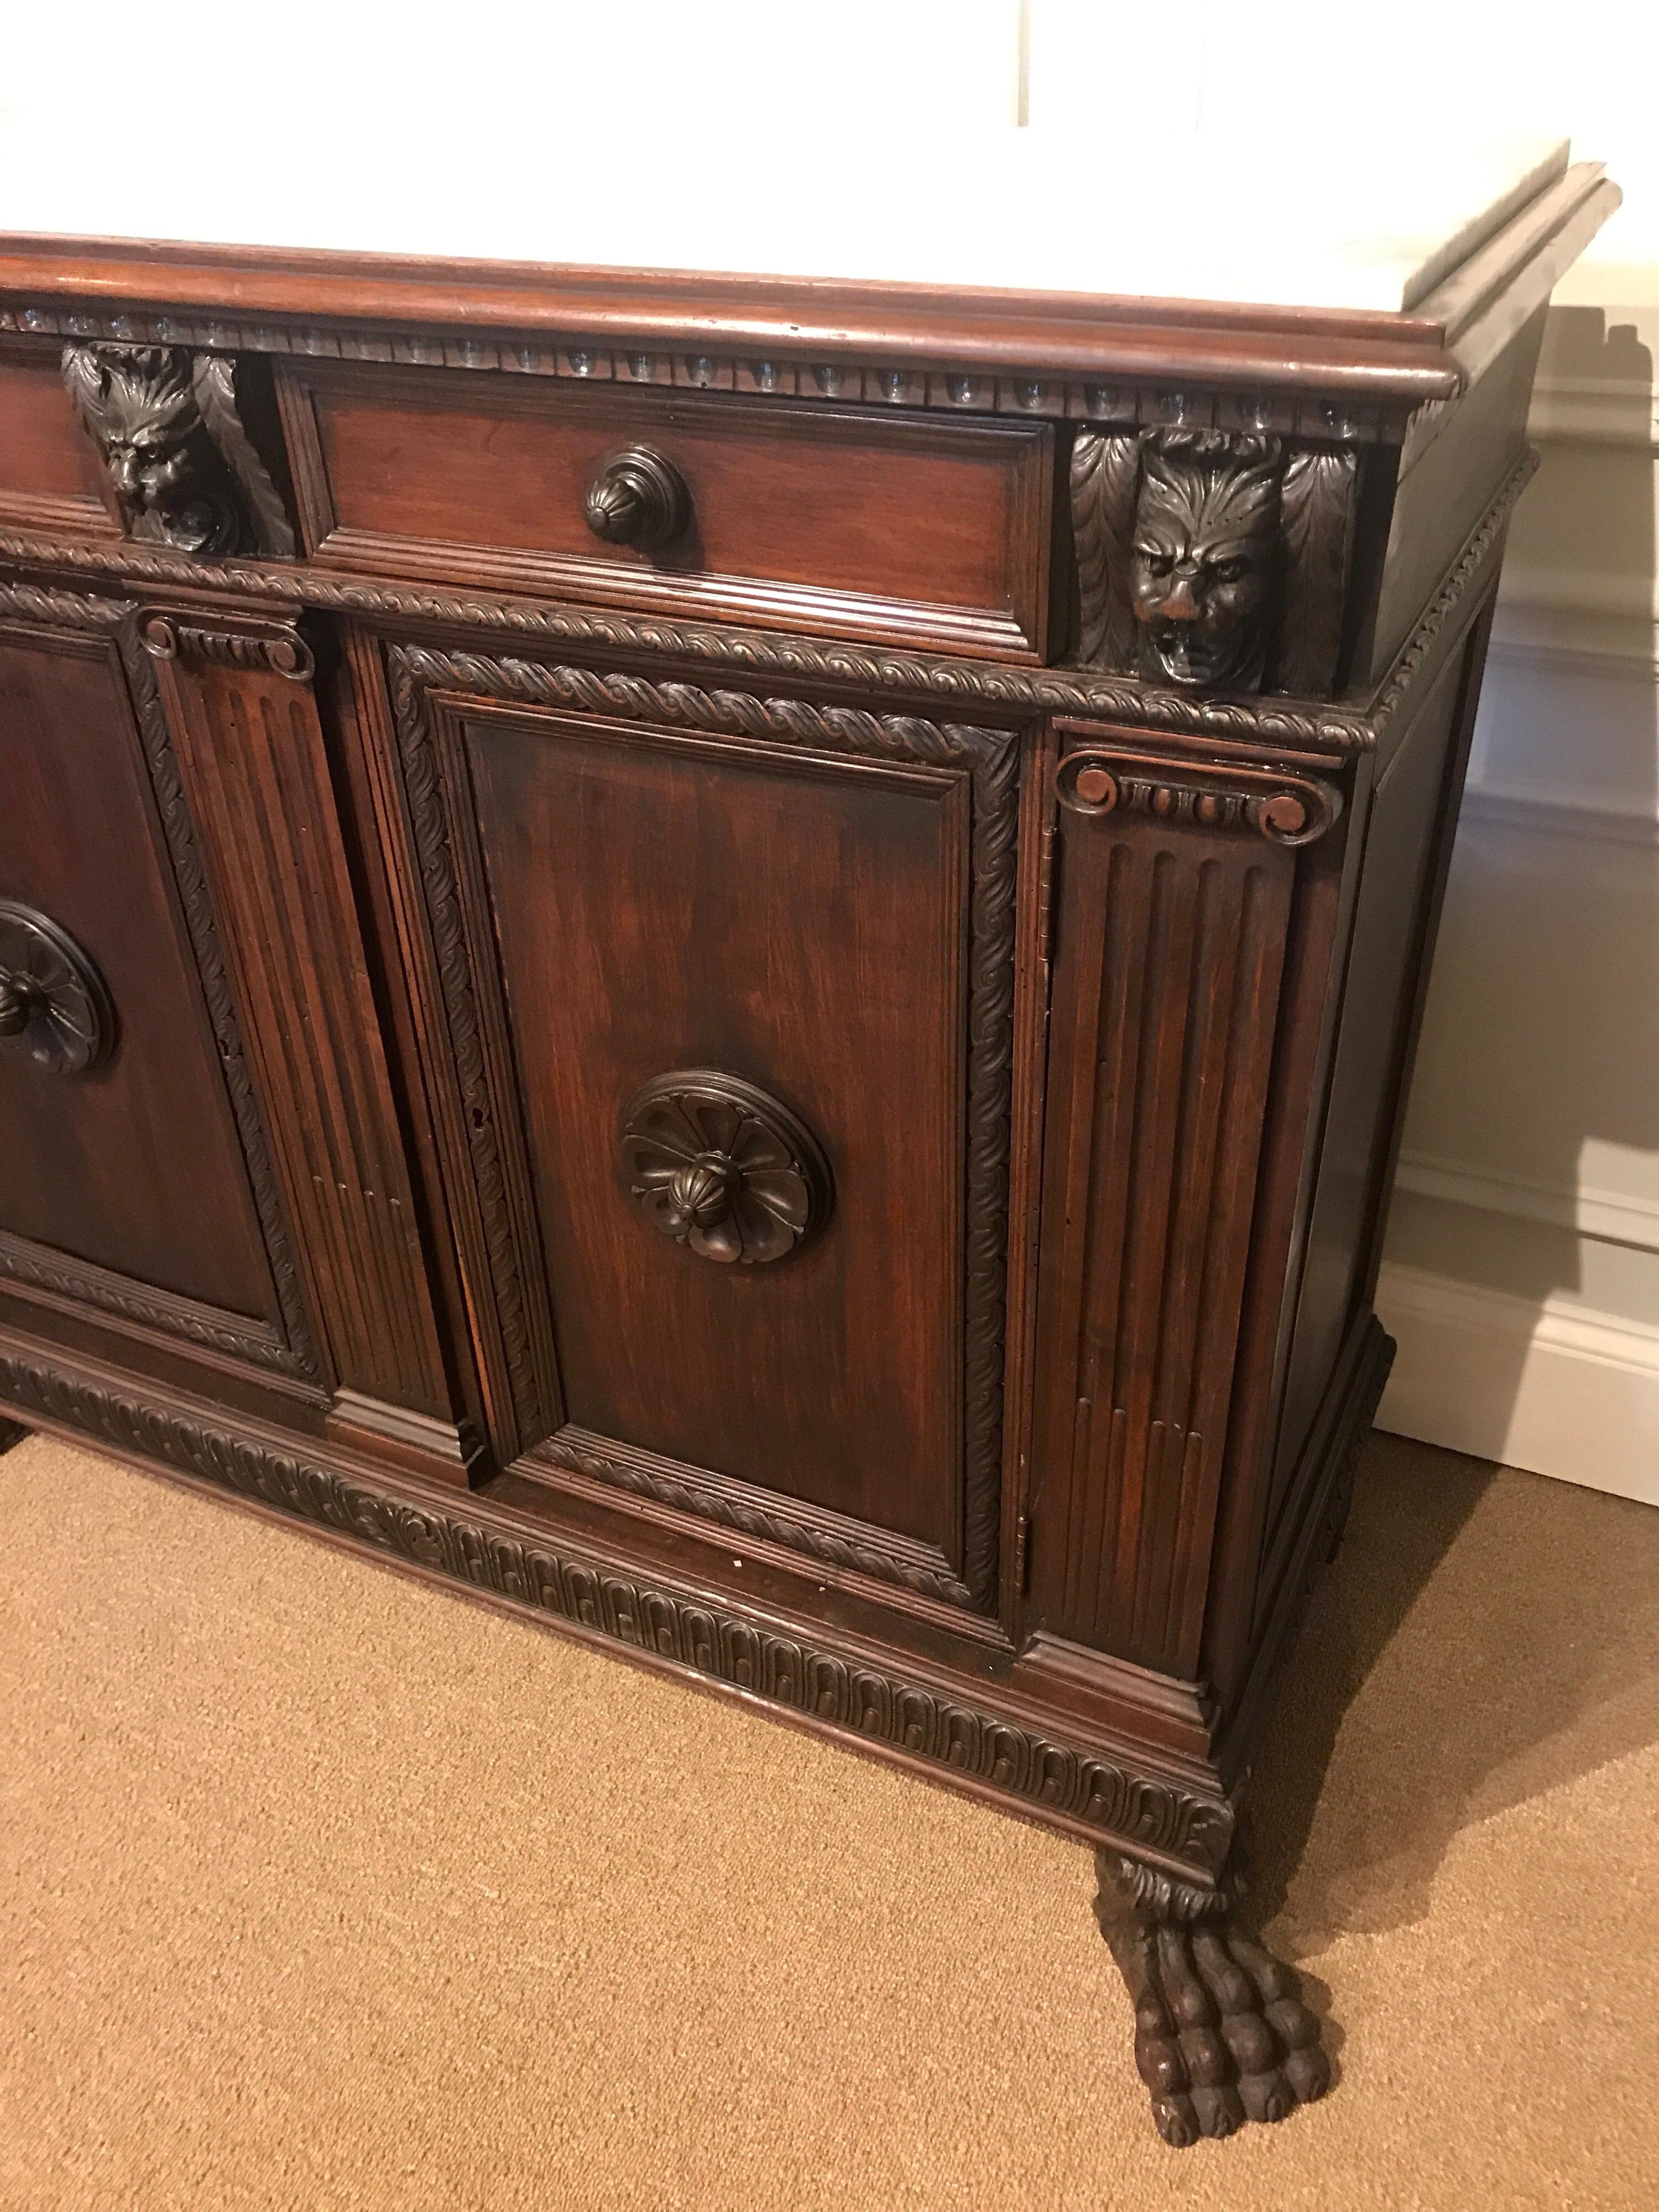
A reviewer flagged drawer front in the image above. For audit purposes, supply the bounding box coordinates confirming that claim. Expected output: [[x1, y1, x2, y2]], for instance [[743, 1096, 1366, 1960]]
[[0, 605, 316, 1381], [0, 338, 119, 541], [375, 644, 1021, 1611], [279, 361, 1052, 660]]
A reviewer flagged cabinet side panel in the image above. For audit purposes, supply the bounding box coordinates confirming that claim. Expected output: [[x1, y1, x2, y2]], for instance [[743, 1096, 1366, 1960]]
[[1027, 765, 1299, 1677], [1266, 626, 1484, 1545]]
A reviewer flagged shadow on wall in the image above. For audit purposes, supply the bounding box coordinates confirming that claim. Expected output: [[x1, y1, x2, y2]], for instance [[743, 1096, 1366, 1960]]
[[1375, 303, 1659, 1498], [1249, 1430, 1659, 1955], [1253, 318, 1659, 1951]]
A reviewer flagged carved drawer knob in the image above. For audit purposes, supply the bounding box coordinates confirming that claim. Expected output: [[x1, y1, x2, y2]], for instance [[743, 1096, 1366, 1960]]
[[619, 1070, 831, 1265], [585, 446, 691, 551], [0, 901, 116, 1075]]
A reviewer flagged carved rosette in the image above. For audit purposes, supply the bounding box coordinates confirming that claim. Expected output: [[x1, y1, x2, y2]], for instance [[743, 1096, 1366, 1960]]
[[619, 1071, 831, 1265], [0, 901, 116, 1074], [1070, 426, 1360, 700], [61, 342, 295, 559]]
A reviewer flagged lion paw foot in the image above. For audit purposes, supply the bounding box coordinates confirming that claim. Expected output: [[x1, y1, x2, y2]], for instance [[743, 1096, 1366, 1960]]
[[1095, 1854, 1329, 2147]]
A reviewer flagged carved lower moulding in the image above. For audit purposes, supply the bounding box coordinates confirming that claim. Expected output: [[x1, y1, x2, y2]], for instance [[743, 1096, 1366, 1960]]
[[0, 1229, 299, 1378], [0, 1345, 1235, 1875], [535, 1426, 974, 1610]]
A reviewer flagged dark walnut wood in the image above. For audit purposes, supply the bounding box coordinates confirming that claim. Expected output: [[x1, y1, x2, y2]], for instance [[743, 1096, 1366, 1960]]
[[0, 591, 312, 1371], [61, 342, 294, 559], [618, 1070, 832, 1266], [272, 358, 1054, 659], [0, 180, 1613, 2145], [1094, 1848, 1328, 2145], [0, 901, 116, 1074], [1070, 426, 1361, 697]]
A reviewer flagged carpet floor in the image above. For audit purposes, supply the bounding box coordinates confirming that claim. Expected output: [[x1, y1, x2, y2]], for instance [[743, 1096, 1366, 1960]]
[[1, 1426, 1656, 2211]]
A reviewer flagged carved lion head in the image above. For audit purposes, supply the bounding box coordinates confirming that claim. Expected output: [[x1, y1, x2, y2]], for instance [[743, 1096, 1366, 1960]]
[[1130, 431, 1282, 691]]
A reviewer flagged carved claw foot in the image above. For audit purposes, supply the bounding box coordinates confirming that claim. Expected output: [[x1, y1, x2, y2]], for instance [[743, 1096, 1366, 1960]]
[[1093, 1849, 1329, 2146]]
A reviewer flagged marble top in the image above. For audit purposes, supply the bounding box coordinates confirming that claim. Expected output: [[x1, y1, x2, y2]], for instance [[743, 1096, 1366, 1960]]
[[0, 81, 1571, 321]]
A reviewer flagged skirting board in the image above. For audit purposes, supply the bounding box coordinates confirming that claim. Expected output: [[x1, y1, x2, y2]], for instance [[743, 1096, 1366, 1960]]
[[1375, 1260, 1659, 1506]]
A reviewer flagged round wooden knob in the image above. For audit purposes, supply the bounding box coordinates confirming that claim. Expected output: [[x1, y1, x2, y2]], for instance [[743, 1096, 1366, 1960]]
[[1073, 766, 1118, 809], [584, 447, 691, 552]]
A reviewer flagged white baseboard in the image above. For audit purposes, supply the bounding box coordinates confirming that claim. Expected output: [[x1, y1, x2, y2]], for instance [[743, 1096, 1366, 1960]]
[[1391, 1151, 1659, 1253], [1374, 1261, 1659, 1507]]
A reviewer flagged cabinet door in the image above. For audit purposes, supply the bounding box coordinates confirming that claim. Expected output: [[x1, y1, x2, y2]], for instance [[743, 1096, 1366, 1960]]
[[0, 594, 319, 1383], [373, 644, 1021, 1613]]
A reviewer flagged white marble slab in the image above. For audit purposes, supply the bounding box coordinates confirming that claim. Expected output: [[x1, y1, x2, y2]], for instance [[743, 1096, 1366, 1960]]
[[0, 24, 1569, 317]]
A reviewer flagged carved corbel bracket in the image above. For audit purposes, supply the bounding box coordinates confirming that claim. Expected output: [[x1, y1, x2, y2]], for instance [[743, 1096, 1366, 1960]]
[[62, 342, 295, 560], [1071, 427, 1359, 701]]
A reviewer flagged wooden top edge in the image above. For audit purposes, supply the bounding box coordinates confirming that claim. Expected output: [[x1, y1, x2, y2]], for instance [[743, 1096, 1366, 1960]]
[[0, 230, 1459, 398], [0, 166, 1609, 401], [0, 227, 1452, 340]]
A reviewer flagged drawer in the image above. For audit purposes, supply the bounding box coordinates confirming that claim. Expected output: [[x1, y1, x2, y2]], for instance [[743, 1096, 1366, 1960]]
[[0, 337, 120, 541], [276, 360, 1053, 659]]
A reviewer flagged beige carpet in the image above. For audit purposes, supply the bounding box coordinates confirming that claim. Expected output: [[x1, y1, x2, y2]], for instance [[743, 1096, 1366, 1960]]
[[1, 1428, 1656, 2211]]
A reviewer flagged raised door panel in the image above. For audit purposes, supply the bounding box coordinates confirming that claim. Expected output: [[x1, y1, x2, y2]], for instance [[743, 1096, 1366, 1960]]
[[1025, 733, 1343, 1679], [377, 645, 1020, 1611], [0, 603, 316, 1381]]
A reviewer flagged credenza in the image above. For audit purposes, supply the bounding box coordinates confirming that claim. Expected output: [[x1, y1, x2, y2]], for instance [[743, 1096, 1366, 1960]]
[[0, 144, 1616, 2143]]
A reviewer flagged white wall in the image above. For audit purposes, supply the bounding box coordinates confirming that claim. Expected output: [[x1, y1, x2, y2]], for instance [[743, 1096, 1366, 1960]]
[[1032, 2, 1659, 1504], [1375, 277, 1659, 1502]]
